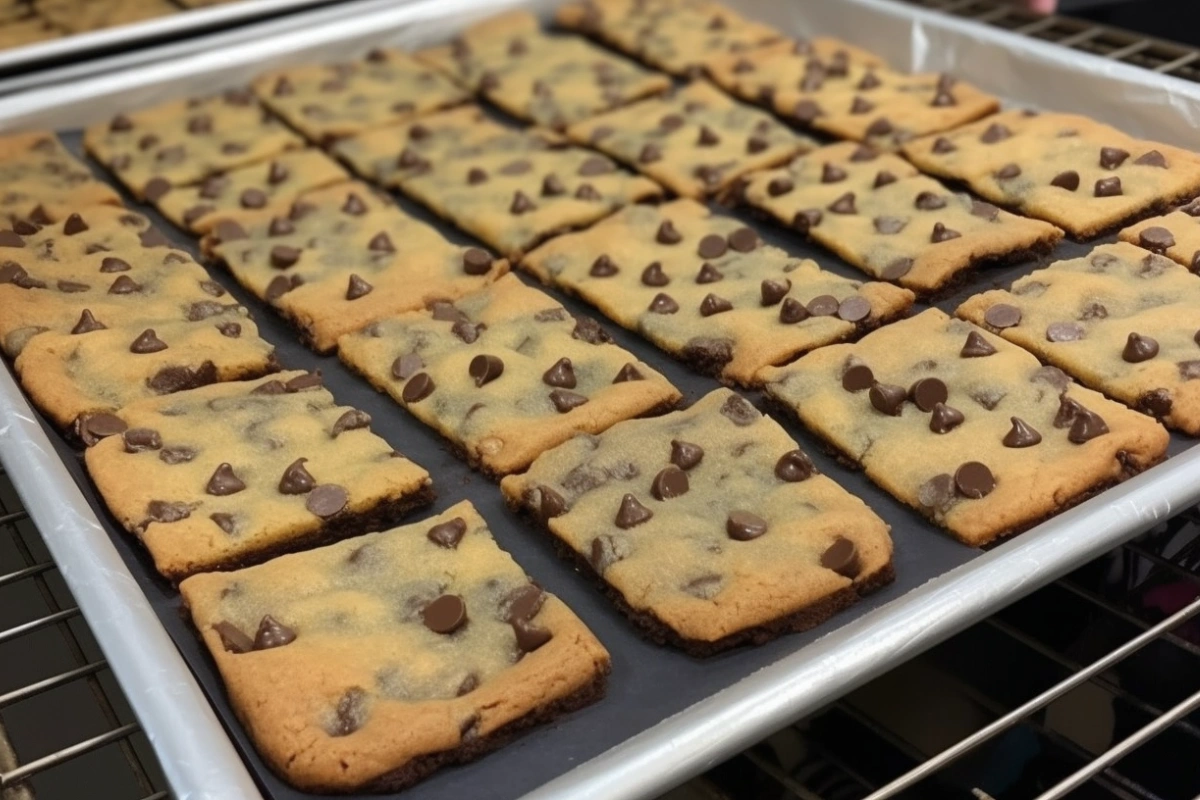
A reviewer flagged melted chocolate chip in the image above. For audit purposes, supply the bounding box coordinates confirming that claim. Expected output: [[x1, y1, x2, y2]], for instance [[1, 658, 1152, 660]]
[[423, 594, 467, 634], [775, 449, 815, 482], [331, 409, 371, 437], [428, 517, 467, 549], [306, 484, 348, 517], [984, 303, 1021, 329], [590, 534, 630, 573], [954, 461, 995, 498], [720, 393, 757, 426], [726, 510, 768, 541]]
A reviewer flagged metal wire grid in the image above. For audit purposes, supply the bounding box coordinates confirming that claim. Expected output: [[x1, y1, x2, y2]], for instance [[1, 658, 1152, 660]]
[[0, 467, 168, 800], [901, 0, 1200, 82]]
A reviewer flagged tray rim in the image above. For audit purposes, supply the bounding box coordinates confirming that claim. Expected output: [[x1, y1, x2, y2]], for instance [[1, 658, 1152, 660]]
[[2, 0, 1200, 798]]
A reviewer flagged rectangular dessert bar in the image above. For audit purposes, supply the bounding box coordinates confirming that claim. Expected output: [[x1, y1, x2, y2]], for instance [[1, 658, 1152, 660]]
[[0, 131, 121, 223], [203, 181, 508, 352], [520, 198, 914, 385], [760, 309, 1169, 546], [338, 273, 681, 476], [501, 388, 894, 654], [253, 48, 469, 143], [566, 80, 814, 199], [333, 105, 662, 256], [902, 109, 1200, 238], [706, 42, 997, 149], [1119, 198, 1200, 272], [84, 89, 304, 200], [417, 10, 671, 129], [957, 242, 1200, 435], [555, 0, 786, 77], [84, 370, 433, 580], [178, 501, 610, 793], [737, 141, 1063, 293]]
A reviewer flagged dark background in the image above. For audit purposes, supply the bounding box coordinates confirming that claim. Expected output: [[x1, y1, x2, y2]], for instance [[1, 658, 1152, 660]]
[[1068, 0, 1200, 46]]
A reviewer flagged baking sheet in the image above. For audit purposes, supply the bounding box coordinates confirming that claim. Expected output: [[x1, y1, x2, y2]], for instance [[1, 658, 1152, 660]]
[[0, 2, 1198, 800]]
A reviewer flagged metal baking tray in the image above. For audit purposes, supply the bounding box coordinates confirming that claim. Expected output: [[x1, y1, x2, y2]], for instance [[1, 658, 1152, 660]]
[[2, 2, 1200, 799]]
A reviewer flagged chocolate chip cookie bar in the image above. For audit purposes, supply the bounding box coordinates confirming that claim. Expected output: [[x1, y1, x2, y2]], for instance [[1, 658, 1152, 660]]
[[707, 42, 997, 149], [154, 148, 348, 233], [521, 199, 914, 385], [737, 141, 1063, 293], [254, 49, 469, 143], [34, 0, 174, 32], [902, 110, 1200, 238], [334, 105, 662, 256], [1119, 199, 1200, 272], [203, 181, 507, 352], [501, 388, 893, 653], [566, 81, 813, 199], [956, 242, 1200, 435], [0, 132, 121, 222], [761, 309, 1169, 546], [339, 273, 681, 476], [84, 370, 433, 579], [84, 90, 303, 200], [178, 500, 609, 792], [555, 0, 784, 77], [417, 10, 670, 128]]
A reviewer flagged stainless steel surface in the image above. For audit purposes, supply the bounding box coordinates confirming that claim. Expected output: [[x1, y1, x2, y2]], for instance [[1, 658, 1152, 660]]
[[0, 1, 1197, 799]]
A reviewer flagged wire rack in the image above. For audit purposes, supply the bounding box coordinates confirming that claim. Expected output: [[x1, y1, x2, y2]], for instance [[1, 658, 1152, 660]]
[[3, 3, 1200, 800]]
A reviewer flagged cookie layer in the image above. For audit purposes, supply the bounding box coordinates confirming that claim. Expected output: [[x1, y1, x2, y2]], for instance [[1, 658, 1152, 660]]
[[0, 132, 121, 222], [761, 309, 1169, 546], [502, 388, 893, 652], [1119, 199, 1200, 272], [338, 273, 681, 476]]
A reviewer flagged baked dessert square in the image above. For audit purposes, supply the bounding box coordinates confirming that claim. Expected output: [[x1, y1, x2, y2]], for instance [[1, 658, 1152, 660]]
[[706, 42, 997, 149], [1119, 198, 1200, 272], [760, 309, 1169, 546], [567, 80, 814, 199], [555, 0, 785, 77], [501, 388, 893, 653], [0, 132, 121, 222], [520, 198, 914, 385], [178, 500, 609, 792], [84, 370, 433, 579], [0, 222, 225, 357], [956, 242, 1200, 435], [253, 49, 469, 143], [153, 148, 348, 233], [417, 10, 670, 128], [338, 273, 681, 476], [84, 90, 304, 200], [334, 105, 662, 256], [202, 181, 508, 353], [902, 110, 1200, 238], [737, 141, 1063, 293], [34, 0, 174, 32]]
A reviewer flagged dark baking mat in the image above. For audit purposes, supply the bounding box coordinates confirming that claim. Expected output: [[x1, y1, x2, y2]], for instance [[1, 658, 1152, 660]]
[[14, 119, 1193, 800]]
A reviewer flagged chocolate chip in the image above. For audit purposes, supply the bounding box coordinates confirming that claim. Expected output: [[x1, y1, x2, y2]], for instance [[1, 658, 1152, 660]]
[[367, 232, 395, 253], [1181, 360, 1200, 379], [573, 316, 612, 344], [239, 188, 267, 209], [761, 278, 791, 306], [842, 364, 875, 392], [62, 213, 88, 236], [343, 273, 373, 300], [466, 167, 488, 185], [918, 473, 955, 509], [792, 99, 823, 124], [914, 191, 946, 211], [1138, 226, 1175, 253], [106, 274, 141, 294], [1099, 146, 1130, 169], [908, 377, 948, 412], [121, 428, 161, 453], [539, 173, 567, 197], [792, 209, 822, 233], [270, 244, 301, 269], [821, 163, 848, 184], [780, 297, 809, 323], [613, 363, 644, 384], [995, 163, 1021, 180], [1094, 177, 1123, 197], [326, 688, 367, 736], [930, 222, 961, 243], [659, 113, 685, 132], [508, 190, 538, 215], [206, 463, 245, 495], [214, 621, 253, 653], [331, 409, 370, 437], [932, 137, 956, 154], [615, 493, 652, 529], [837, 295, 871, 322], [68, 309, 105, 335], [651, 466, 689, 500], [0, 230, 24, 249], [929, 402, 964, 434], [984, 303, 1021, 329], [1050, 170, 1080, 191], [542, 357, 576, 388], [427, 517, 467, 549], [873, 216, 906, 235], [250, 615, 295, 650], [866, 118, 893, 137], [639, 143, 662, 163], [697, 234, 727, 260], [278, 458, 315, 495], [881, 258, 914, 280], [469, 354, 504, 387], [1139, 389, 1173, 418], [961, 331, 997, 357], [423, 594, 467, 634], [696, 263, 723, 284], [549, 389, 588, 413], [971, 201, 1001, 222], [726, 510, 768, 541], [590, 534, 630, 573], [340, 193, 368, 216], [807, 295, 839, 316], [655, 220, 682, 245], [590, 254, 619, 277], [159, 446, 196, 465], [649, 292, 679, 314], [1003, 417, 1042, 448], [954, 461, 995, 498], [775, 449, 815, 482], [720, 393, 758, 427], [728, 227, 758, 252], [537, 485, 568, 521], [869, 383, 906, 416], [402, 372, 435, 403], [265, 274, 300, 300], [306, 484, 348, 518], [980, 123, 1010, 144], [578, 156, 613, 176], [456, 248, 493, 276], [850, 96, 875, 115], [669, 440, 704, 471], [130, 329, 167, 354], [76, 412, 127, 447], [1122, 332, 1159, 363], [147, 500, 191, 523], [1068, 406, 1109, 443], [693, 126, 719, 147], [766, 176, 795, 196], [828, 192, 856, 214], [1134, 150, 1167, 167], [642, 262, 669, 286], [1046, 321, 1084, 342], [746, 135, 769, 154]]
